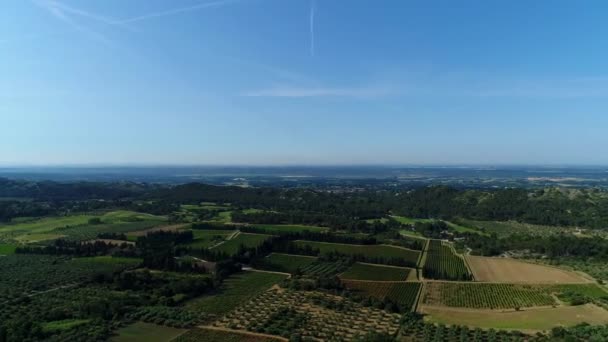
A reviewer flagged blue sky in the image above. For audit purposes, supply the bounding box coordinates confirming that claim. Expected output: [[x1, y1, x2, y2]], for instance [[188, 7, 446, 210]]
[[1, 0, 608, 165]]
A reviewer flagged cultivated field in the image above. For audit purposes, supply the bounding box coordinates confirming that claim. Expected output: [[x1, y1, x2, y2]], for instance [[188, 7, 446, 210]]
[[186, 271, 287, 316], [300, 259, 351, 277], [262, 253, 317, 273], [0, 243, 16, 255], [339, 262, 414, 281], [213, 288, 401, 340], [423, 240, 472, 281], [184, 229, 236, 249], [111, 322, 186, 342], [210, 233, 272, 256], [341, 280, 421, 311], [250, 224, 328, 234], [422, 282, 556, 309], [467, 255, 592, 283], [422, 304, 608, 332], [292, 240, 420, 266]]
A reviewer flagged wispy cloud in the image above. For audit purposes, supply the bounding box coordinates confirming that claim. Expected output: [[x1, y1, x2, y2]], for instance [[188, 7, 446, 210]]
[[309, 0, 315, 57], [114, 0, 240, 24]]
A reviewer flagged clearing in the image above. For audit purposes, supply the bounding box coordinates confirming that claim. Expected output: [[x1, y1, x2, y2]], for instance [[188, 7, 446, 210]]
[[421, 304, 608, 332], [467, 255, 592, 283]]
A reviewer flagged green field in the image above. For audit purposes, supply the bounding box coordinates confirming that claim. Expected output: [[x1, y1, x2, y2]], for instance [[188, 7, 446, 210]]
[[0, 215, 97, 242], [251, 224, 328, 234], [460, 219, 577, 238], [42, 319, 91, 333], [111, 322, 187, 342], [186, 271, 287, 315], [292, 240, 420, 267], [185, 229, 236, 249], [340, 262, 413, 281], [101, 210, 166, 223], [391, 216, 434, 225], [0, 211, 166, 244], [71, 255, 142, 266], [210, 233, 272, 256], [262, 253, 317, 273], [0, 243, 17, 255]]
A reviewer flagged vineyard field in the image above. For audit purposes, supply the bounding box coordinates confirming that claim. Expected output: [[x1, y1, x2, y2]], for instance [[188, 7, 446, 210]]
[[210, 233, 272, 256], [300, 259, 351, 277], [262, 253, 317, 273], [292, 240, 420, 267], [339, 262, 413, 281], [423, 282, 556, 309], [423, 240, 472, 281], [342, 280, 421, 311]]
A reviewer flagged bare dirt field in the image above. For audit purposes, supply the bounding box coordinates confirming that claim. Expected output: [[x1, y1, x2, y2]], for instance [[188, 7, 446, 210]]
[[466, 255, 592, 283], [421, 304, 608, 333]]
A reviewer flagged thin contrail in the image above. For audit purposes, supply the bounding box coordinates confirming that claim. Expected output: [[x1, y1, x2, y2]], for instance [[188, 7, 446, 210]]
[[310, 0, 315, 57], [34, 0, 112, 44], [115, 0, 240, 24]]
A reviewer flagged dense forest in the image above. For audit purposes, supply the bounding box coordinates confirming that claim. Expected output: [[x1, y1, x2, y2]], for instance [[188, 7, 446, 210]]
[[2, 178, 608, 228]]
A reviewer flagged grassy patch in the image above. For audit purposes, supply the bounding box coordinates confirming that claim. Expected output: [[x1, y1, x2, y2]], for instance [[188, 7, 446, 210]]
[[340, 262, 412, 281], [111, 322, 186, 342], [391, 216, 434, 225], [0, 243, 17, 255], [42, 319, 91, 333]]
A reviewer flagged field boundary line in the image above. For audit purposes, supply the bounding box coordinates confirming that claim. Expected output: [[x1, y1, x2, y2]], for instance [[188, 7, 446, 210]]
[[356, 261, 415, 270], [266, 252, 317, 259], [413, 281, 425, 312], [209, 230, 240, 250], [340, 279, 421, 284], [245, 268, 291, 277]]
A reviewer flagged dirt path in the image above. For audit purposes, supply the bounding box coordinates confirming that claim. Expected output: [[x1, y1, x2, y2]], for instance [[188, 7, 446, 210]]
[[244, 268, 291, 277], [209, 230, 240, 249], [197, 325, 288, 341]]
